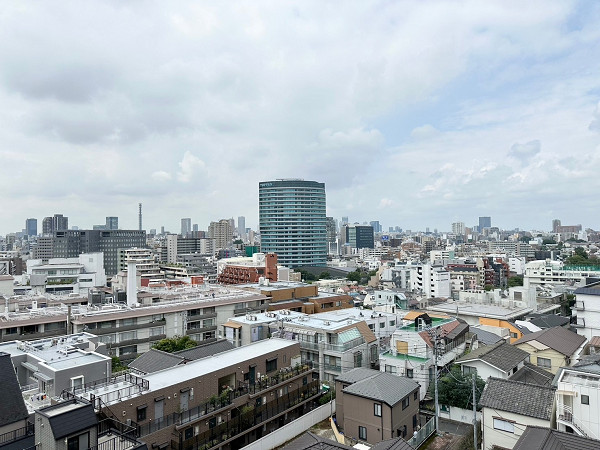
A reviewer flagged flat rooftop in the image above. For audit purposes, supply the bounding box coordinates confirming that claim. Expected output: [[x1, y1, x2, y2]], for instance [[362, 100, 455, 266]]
[[428, 301, 532, 319]]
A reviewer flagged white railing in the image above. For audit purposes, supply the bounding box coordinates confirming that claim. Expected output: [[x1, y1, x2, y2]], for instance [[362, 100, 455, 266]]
[[556, 403, 599, 440]]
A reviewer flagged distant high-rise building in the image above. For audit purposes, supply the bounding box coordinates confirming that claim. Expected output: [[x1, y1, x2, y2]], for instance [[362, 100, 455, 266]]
[[106, 216, 118, 230], [369, 221, 381, 233], [452, 222, 465, 235], [345, 224, 375, 249], [208, 219, 233, 249], [552, 219, 561, 233], [160, 226, 165, 235], [326, 217, 337, 243], [479, 216, 491, 231], [237, 216, 246, 240], [341, 216, 349, 225], [259, 179, 327, 267], [181, 218, 192, 236], [42, 214, 68, 234], [193, 223, 199, 232], [25, 218, 37, 237]]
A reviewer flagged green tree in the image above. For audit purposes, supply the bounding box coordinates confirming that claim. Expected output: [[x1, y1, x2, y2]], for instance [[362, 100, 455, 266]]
[[347, 270, 362, 283], [319, 271, 331, 279], [542, 238, 556, 245], [484, 284, 494, 291], [437, 366, 485, 410], [111, 356, 128, 373], [507, 276, 523, 288], [153, 335, 198, 353]]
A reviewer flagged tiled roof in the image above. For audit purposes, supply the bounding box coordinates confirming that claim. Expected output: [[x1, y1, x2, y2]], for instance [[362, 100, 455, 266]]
[[39, 401, 98, 439], [471, 328, 504, 345], [589, 336, 600, 347], [129, 349, 185, 374], [282, 431, 354, 450], [509, 363, 554, 386], [514, 426, 600, 450], [419, 320, 468, 348], [513, 326, 586, 356], [479, 378, 555, 420], [456, 341, 529, 372], [528, 315, 570, 329], [176, 339, 235, 360], [0, 352, 29, 427], [371, 437, 414, 450], [339, 368, 419, 407]]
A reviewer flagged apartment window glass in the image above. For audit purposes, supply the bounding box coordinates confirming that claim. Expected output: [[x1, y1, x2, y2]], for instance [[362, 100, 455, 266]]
[[137, 406, 147, 421], [385, 365, 397, 374], [266, 358, 277, 373], [493, 418, 515, 433], [358, 426, 367, 440], [414, 391, 418, 400], [406, 369, 414, 378], [463, 366, 477, 376], [353, 352, 362, 368], [374, 403, 382, 417], [537, 357, 551, 368], [582, 395, 589, 405], [402, 397, 409, 410]]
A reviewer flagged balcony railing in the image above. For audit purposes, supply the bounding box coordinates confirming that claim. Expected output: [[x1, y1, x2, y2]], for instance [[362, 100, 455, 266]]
[[0, 422, 34, 446], [299, 337, 366, 353], [556, 403, 598, 439]]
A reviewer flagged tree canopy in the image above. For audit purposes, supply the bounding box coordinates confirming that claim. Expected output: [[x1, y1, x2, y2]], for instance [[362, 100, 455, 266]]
[[507, 275, 523, 288], [153, 335, 198, 353], [346, 270, 362, 283], [565, 247, 600, 266], [437, 366, 485, 410]]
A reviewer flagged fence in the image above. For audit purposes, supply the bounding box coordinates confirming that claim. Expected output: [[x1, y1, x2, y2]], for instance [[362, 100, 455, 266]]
[[407, 416, 436, 449], [0, 422, 34, 445], [242, 401, 335, 450]]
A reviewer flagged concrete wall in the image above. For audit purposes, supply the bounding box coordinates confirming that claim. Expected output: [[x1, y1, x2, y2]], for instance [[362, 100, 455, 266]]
[[481, 408, 549, 450], [242, 402, 335, 450], [439, 405, 481, 424]]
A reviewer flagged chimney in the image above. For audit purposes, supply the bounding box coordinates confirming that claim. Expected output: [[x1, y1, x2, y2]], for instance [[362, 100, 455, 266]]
[[127, 261, 138, 306]]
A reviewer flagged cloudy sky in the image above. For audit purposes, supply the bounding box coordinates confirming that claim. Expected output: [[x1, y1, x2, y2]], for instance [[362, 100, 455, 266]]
[[1, 1, 599, 235]]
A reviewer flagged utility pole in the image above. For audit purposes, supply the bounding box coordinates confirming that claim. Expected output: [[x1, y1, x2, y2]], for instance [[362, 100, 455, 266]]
[[472, 373, 477, 450], [427, 327, 441, 433]]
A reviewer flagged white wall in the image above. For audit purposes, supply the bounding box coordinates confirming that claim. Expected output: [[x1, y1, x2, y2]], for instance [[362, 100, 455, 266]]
[[440, 405, 481, 424], [481, 408, 549, 450]]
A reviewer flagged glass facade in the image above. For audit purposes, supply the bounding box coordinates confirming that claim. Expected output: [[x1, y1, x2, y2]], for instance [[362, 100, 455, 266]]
[[259, 180, 327, 267]]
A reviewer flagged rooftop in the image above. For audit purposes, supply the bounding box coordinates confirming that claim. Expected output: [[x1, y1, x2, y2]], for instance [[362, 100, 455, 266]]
[[338, 368, 419, 407], [479, 377, 555, 420], [456, 341, 529, 372], [514, 425, 600, 450], [428, 301, 532, 320], [513, 326, 586, 356]]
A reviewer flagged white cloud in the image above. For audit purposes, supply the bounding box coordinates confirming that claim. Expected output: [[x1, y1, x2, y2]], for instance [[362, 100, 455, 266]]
[[152, 171, 172, 181], [177, 151, 206, 183]]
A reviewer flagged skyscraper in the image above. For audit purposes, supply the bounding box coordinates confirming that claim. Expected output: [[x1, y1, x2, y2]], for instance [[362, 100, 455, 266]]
[[237, 216, 246, 240], [259, 179, 327, 267], [25, 218, 37, 237], [106, 216, 118, 230], [181, 218, 192, 236], [42, 214, 68, 234], [478, 216, 491, 231]]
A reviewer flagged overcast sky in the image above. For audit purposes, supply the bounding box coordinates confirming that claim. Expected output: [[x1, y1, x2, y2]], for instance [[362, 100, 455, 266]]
[[1, 1, 599, 236]]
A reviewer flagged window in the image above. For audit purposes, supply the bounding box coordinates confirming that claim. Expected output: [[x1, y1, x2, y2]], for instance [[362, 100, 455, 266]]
[[537, 357, 551, 368], [266, 358, 277, 373], [582, 395, 589, 405], [385, 365, 397, 374], [510, 332, 518, 339], [379, 322, 385, 328], [406, 369, 414, 378], [463, 366, 477, 376], [374, 403, 382, 417], [414, 391, 419, 400], [390, 320, 395, 327], [493, 418, 515, 433], [137, 406, 147, 421], [358, 426, 367, 440], [353, 352, 362, 368], [71, 376, 84, 389], [402, 397, 410, 410]]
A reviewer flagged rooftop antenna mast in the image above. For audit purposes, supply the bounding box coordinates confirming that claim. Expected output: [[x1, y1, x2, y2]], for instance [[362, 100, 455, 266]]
[[138, 203, 142, 231]]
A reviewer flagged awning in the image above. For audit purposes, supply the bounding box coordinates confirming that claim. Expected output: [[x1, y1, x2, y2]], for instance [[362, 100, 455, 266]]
[[223, 321, 242, 329], [21, 361, 39, 372], [34, 372, 52, 382], [556, 390, 576, 396]]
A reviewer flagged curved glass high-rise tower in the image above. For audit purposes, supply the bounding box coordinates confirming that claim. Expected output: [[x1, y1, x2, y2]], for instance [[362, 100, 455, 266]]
[[259, 179, 327, 267]]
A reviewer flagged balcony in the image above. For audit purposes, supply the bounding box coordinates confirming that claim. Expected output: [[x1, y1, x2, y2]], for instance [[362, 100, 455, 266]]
[[298, 337, 366, 354], [556, 403, 598, 439], [574, 301, 585, 311]]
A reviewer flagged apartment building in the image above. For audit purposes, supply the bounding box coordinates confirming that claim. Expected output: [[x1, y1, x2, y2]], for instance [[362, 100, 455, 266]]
[[117, 248, 163, 281], [164, 235, 216, 263], [555, 355, 600, 440], [524, 260, 600, 289], [64, 339, 321, 449], [217, 253, 278, 284], [573, 281, 600, 340], [0, 284, 269, 362]]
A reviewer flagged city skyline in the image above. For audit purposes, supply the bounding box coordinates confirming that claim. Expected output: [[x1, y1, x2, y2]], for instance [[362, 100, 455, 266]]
[[1, 2, 600, 234]]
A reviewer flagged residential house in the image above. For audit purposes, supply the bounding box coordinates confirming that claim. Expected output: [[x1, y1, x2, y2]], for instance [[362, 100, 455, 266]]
[[513, 326, 586, 374], [508, 363, 554, 386], [0, 352, 30, 442], [554, 355, 600, 440], [513, 426, 600, 450], [335, 368, 420, 444], [455, 341, 529, 381], [381, 313, 468, 399], [479, 377, 555, 450]]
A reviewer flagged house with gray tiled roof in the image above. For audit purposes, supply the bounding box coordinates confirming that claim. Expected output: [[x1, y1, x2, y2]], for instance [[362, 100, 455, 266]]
[[335, 368, 420, 445], [508, 362, 553, 386], [479, 377, 555, 450], [513, 326, 586, 374], [455, 341, 529, 381], [514, 425, 600, 450]]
